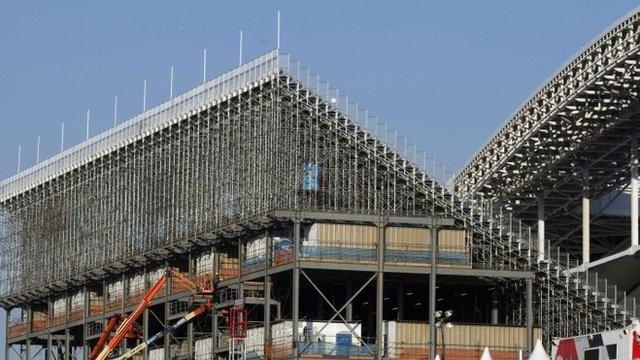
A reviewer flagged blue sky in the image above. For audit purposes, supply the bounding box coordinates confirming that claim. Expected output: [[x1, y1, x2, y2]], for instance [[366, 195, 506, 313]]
[[1, 0, 639, 355]]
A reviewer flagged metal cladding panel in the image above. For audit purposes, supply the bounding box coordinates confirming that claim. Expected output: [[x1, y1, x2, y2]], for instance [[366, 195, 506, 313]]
[[385, 228, 466, 250], [395, 322, 540, 348], [315, 223, 377, 249], [386, 227, 428, 249]]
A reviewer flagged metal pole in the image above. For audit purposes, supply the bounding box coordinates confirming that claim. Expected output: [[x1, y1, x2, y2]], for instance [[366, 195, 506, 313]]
[[582, 170, 590, 264], [36, 135, 41, 163], [114, 95, 118, 126], [376, 223, 385, 360], [17, 145, 21, 173], [170, 67, 174, 99], [264, 235, 273, 355], [526, 278, 533, 355], [537, 193, 545, 261], [292, 219, 301, 359], [277, 11, 281, 50], [86, 109, 90, 140], [429, 225, 438, 360], [632, 136, 639, 246], [203, 49, 207, 84], [143, 80, 147, 112], [239, 30, 243, 66]]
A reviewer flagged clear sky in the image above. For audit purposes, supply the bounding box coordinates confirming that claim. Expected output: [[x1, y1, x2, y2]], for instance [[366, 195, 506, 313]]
[[1, 0, 639, 355]]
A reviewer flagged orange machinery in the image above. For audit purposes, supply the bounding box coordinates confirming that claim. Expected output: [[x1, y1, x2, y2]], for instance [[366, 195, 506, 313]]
[[89, 268, 214, 360]]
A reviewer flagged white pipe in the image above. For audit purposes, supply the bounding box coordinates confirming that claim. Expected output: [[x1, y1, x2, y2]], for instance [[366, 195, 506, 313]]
[[538, 193, 545, 262], [277, 11, 281, 50], [239, 30, 243, 66], [582, 189, 590, 264]]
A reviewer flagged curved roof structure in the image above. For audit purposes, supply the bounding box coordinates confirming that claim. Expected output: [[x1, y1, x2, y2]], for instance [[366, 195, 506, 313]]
[[455, 8, 640, 253]]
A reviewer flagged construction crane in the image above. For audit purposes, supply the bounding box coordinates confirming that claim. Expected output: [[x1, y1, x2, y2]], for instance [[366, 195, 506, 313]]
[[90, 268, 214, 360], [112, 300, 213, 360]]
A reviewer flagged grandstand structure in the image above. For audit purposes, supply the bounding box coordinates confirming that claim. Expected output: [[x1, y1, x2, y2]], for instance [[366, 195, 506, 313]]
[[3, 8, 640, 360], [455, 7, 640, 297]]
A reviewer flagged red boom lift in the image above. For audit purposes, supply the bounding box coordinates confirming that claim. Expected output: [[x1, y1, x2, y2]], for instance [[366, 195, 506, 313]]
[[89, 268, 214, 360]]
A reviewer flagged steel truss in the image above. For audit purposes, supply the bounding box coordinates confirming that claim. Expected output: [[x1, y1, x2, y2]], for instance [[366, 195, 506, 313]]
[[455, 8, 640, 255], [0, 49, 637, 350]]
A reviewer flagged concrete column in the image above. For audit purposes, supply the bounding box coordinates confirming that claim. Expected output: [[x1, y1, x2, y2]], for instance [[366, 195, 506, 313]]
[[376, 223, 385, 360], [582, 171, 590, 264], [292, 219, 301, 359], [526, 278, 533, 355], [632, 137, 639, 247], [537, 193, 545, 262], [429, 225, 438, 360]]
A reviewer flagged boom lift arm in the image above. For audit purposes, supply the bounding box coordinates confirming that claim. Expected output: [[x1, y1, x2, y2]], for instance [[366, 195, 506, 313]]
[[92, 268, 213, 360], [112, 301, 213, 360]]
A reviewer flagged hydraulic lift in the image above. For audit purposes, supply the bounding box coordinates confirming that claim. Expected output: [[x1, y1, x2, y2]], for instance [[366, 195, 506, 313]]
[[89, 268, 214, 360]]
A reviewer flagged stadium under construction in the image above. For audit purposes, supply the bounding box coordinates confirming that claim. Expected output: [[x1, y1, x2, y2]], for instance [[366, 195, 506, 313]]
[[4, 8, 640, 360]]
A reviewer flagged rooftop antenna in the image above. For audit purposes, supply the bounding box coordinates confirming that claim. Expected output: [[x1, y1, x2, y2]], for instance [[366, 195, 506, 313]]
[[36, 135, 41, 163], [143, 80, 147, 111], [170, 66, 174, 99], [60, 123, 65, 152], [17, 145, 21, 173], [85, 109, 90, 140], [203, 49, 207, 84], [113, 95, 118, 126], [239, 30, 243, 66], [277, 10, 281, 50]]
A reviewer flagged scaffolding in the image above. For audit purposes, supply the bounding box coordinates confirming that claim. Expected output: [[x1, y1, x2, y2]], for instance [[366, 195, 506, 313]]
[[0, 48, 637, 359]]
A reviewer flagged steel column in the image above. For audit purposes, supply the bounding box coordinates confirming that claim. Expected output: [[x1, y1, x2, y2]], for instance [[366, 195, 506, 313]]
[[526, 278, 533, 355], [537, 193, 545, 261], [632, 137, 639, 247], [264, 234, 273, 354], [429, 225, 438, 360], [376, 223, 385, 360], [292, 219, 301, 359], [582, 171, 590, 264]]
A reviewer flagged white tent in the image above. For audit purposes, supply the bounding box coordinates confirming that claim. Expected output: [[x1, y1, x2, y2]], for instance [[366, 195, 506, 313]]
[[528, 339, 551, 360], [480, 347, 493, 360]]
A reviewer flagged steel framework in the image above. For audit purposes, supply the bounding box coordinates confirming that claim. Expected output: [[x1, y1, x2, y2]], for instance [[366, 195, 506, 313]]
[[455, 7, 640, 257], [0, 46, 638, 351]]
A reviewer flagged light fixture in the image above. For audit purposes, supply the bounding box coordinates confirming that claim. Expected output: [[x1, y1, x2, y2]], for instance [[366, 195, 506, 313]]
[[406, 291, 414, 296]]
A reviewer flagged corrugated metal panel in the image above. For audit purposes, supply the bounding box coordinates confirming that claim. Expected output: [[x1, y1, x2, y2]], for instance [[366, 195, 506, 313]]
[[385, 227, 467, 252], [315, 223, 376, 249], [386, 227, 428, 249], [438, 229, 467, 249], [395, 322, 539, 348]]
